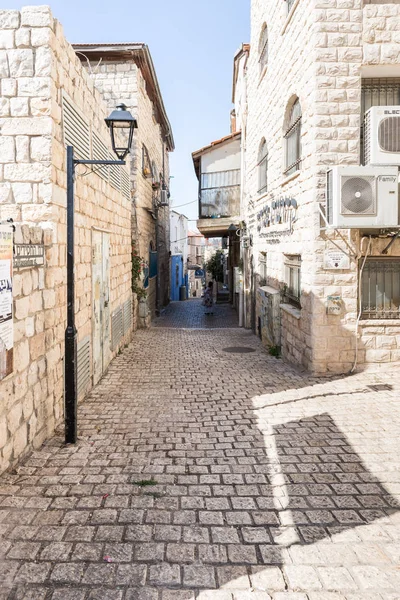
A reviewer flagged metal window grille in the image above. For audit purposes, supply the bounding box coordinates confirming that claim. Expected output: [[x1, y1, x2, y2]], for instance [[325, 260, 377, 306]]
[[284, 99, 302, 176], [257, 140, 268, 194], [287, 0, 296, 12], [259, 25, 268, 73], [361, 259, 400, 319], [361, 78, 400, 163], [284, 255, 301, 307]]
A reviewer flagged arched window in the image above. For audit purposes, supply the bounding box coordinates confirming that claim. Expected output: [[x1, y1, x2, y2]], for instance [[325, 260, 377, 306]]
[[257, 139, 268, 194], [259, 24, 268, 74], [284, 98, 302, 176]]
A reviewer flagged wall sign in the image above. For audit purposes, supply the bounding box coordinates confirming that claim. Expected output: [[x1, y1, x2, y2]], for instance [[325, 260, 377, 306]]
[[324, 249, 350, 270], [326, 295, 342, 316], [256, 196, 298, 233], [0, 224, 13, 381], [14, 244, 45, 269]]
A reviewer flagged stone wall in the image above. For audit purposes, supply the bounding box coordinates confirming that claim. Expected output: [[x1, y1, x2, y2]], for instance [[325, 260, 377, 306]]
[[82, 58, 171, 320], [0, 7, 132, 474], [244, 0, 400, 373]]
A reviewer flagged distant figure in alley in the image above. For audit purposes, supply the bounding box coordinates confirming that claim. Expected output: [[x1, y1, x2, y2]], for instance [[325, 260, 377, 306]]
[[203, 281, 214, 315]]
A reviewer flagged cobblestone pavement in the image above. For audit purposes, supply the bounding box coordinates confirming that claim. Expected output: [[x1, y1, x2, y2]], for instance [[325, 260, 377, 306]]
[[153, 299, 239, 329], [1, 303, 400, 599]]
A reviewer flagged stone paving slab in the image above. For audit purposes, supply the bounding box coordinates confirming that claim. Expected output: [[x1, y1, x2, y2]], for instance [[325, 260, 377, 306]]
[[1, 305, 400, 598], [153, 299, 239, 329]]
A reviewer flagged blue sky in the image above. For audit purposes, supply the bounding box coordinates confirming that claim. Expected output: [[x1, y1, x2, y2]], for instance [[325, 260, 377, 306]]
[[6, 1, 250, 223]]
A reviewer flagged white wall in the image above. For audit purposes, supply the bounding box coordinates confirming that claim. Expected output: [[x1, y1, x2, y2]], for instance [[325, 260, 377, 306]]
[[201, 138, 241, 174]]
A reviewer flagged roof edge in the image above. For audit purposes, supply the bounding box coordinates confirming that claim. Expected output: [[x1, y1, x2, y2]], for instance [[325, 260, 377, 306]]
[[72, 43, 174, 152]]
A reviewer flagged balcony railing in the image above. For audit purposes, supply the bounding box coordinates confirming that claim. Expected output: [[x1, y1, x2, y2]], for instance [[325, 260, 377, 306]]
[[199, 169, 240, 218]]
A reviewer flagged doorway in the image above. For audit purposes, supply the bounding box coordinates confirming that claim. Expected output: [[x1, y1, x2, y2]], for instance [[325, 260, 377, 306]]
[[92, 229, 111, 385]]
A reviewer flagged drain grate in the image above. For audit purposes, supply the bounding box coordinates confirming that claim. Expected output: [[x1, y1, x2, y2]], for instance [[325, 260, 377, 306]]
[[223, 347, 256, 354], [367, 384, 393, 392]]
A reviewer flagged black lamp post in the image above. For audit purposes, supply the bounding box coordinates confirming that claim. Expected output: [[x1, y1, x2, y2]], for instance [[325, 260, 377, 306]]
[[65, 104, 137, 444]]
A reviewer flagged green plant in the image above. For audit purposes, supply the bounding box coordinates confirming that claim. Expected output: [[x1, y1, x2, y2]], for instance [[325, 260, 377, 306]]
[[268, 345, 281, 358], [132, 245, 147, 299], [132, 478, 158, 487], [205, 249, 225, 283]]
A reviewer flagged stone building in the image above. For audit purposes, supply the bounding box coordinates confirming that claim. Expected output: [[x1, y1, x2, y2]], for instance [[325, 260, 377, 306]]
[[235, 0, 400, 374], [192, 133, 242, 303], [0, 7, 173, 473], [187, 230, 205, 298], [170, 210, 188, 301], [73, 43, 174, 321]]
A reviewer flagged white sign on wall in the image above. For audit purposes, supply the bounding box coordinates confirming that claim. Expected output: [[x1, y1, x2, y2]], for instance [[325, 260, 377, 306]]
[[0, 224, 13, 381], [324, 249, 351, 270]]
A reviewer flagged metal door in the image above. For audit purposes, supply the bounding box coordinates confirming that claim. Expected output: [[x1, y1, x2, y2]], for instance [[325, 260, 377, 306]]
[[92, 230, 110, 385]]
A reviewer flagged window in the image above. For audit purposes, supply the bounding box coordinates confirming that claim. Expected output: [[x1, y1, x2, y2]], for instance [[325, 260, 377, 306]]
[[361, 258, 400, 319], [287, 0, 296, 12], [361, 78, 400, 163], [142, 145, 151, 178], [284, 98, 302, 177], [258, 24, 268, 74], [257, 139, 268, 194], [259, 252, 267, 286], [284, 255, 301, 307]]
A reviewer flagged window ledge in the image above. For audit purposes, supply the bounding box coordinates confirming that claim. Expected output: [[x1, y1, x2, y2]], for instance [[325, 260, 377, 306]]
[[281, 0, 300, 35], [280, 303, 301, 320], [281, 170, 300, 187], [256, 190, 269, 203], [359, 319, 400, 326]]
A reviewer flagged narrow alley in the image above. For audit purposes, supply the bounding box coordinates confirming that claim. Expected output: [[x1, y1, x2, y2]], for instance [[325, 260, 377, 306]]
[[1, 300, 400, 599]]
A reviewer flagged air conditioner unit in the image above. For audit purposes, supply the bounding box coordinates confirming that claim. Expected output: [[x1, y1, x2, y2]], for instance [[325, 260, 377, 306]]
[[326, 166, 398, 229], [364, 106, 400, 166], [159, 189, 169, 206]]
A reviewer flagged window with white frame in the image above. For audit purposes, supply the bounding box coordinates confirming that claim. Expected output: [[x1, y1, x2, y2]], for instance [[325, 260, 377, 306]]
[[258, 24, 268, 74], [361, 258, 400, 320], [284, 98, 302, 177], [259, 252, 267, 286], [257, 139, 268, 194], [284, 254, 301, 308]]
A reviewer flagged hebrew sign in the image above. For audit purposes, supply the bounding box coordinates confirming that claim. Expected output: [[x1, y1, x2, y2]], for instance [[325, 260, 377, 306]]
[[0, 224, 13, 381], [14, 244, 44, 269]]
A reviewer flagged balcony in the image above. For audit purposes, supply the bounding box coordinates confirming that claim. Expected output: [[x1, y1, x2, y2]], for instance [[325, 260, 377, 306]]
[[198, 169, 241, 237]]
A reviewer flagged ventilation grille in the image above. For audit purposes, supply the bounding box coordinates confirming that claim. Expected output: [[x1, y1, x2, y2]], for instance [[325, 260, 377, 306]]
[[123, 298, 132, 335], [378, 116, 400, 153], [326, 170, 333, 225], [121, 169, 131, 199], [77, 336, 91, 399], [341, 176, 376, 215], [364, 110, 371, 165], [111, 305, 123, 351], [62, 94, 131, 200], [62, 96, 90, 159], [92, 132, 109, 181]]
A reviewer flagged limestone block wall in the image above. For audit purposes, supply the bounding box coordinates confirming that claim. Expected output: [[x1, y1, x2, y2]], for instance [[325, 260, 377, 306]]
[[83, 60, 171, 320], [245, 0, 400, 373], [245, 0, 317, 369], [0, 7, 132, 474]]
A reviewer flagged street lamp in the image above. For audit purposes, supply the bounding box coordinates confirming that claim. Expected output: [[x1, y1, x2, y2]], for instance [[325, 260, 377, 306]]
[[105, 103, 137, 160], [65, 104, 137, 445]]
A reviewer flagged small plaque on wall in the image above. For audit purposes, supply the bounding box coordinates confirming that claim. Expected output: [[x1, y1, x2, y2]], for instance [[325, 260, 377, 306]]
[[14, 244, 45, 269], [324, 250, 350, 270], [327, 295, 342, 316]]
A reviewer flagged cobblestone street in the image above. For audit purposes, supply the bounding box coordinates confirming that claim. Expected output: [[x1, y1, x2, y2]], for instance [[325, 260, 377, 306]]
[[1, 300, 400, 599]]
